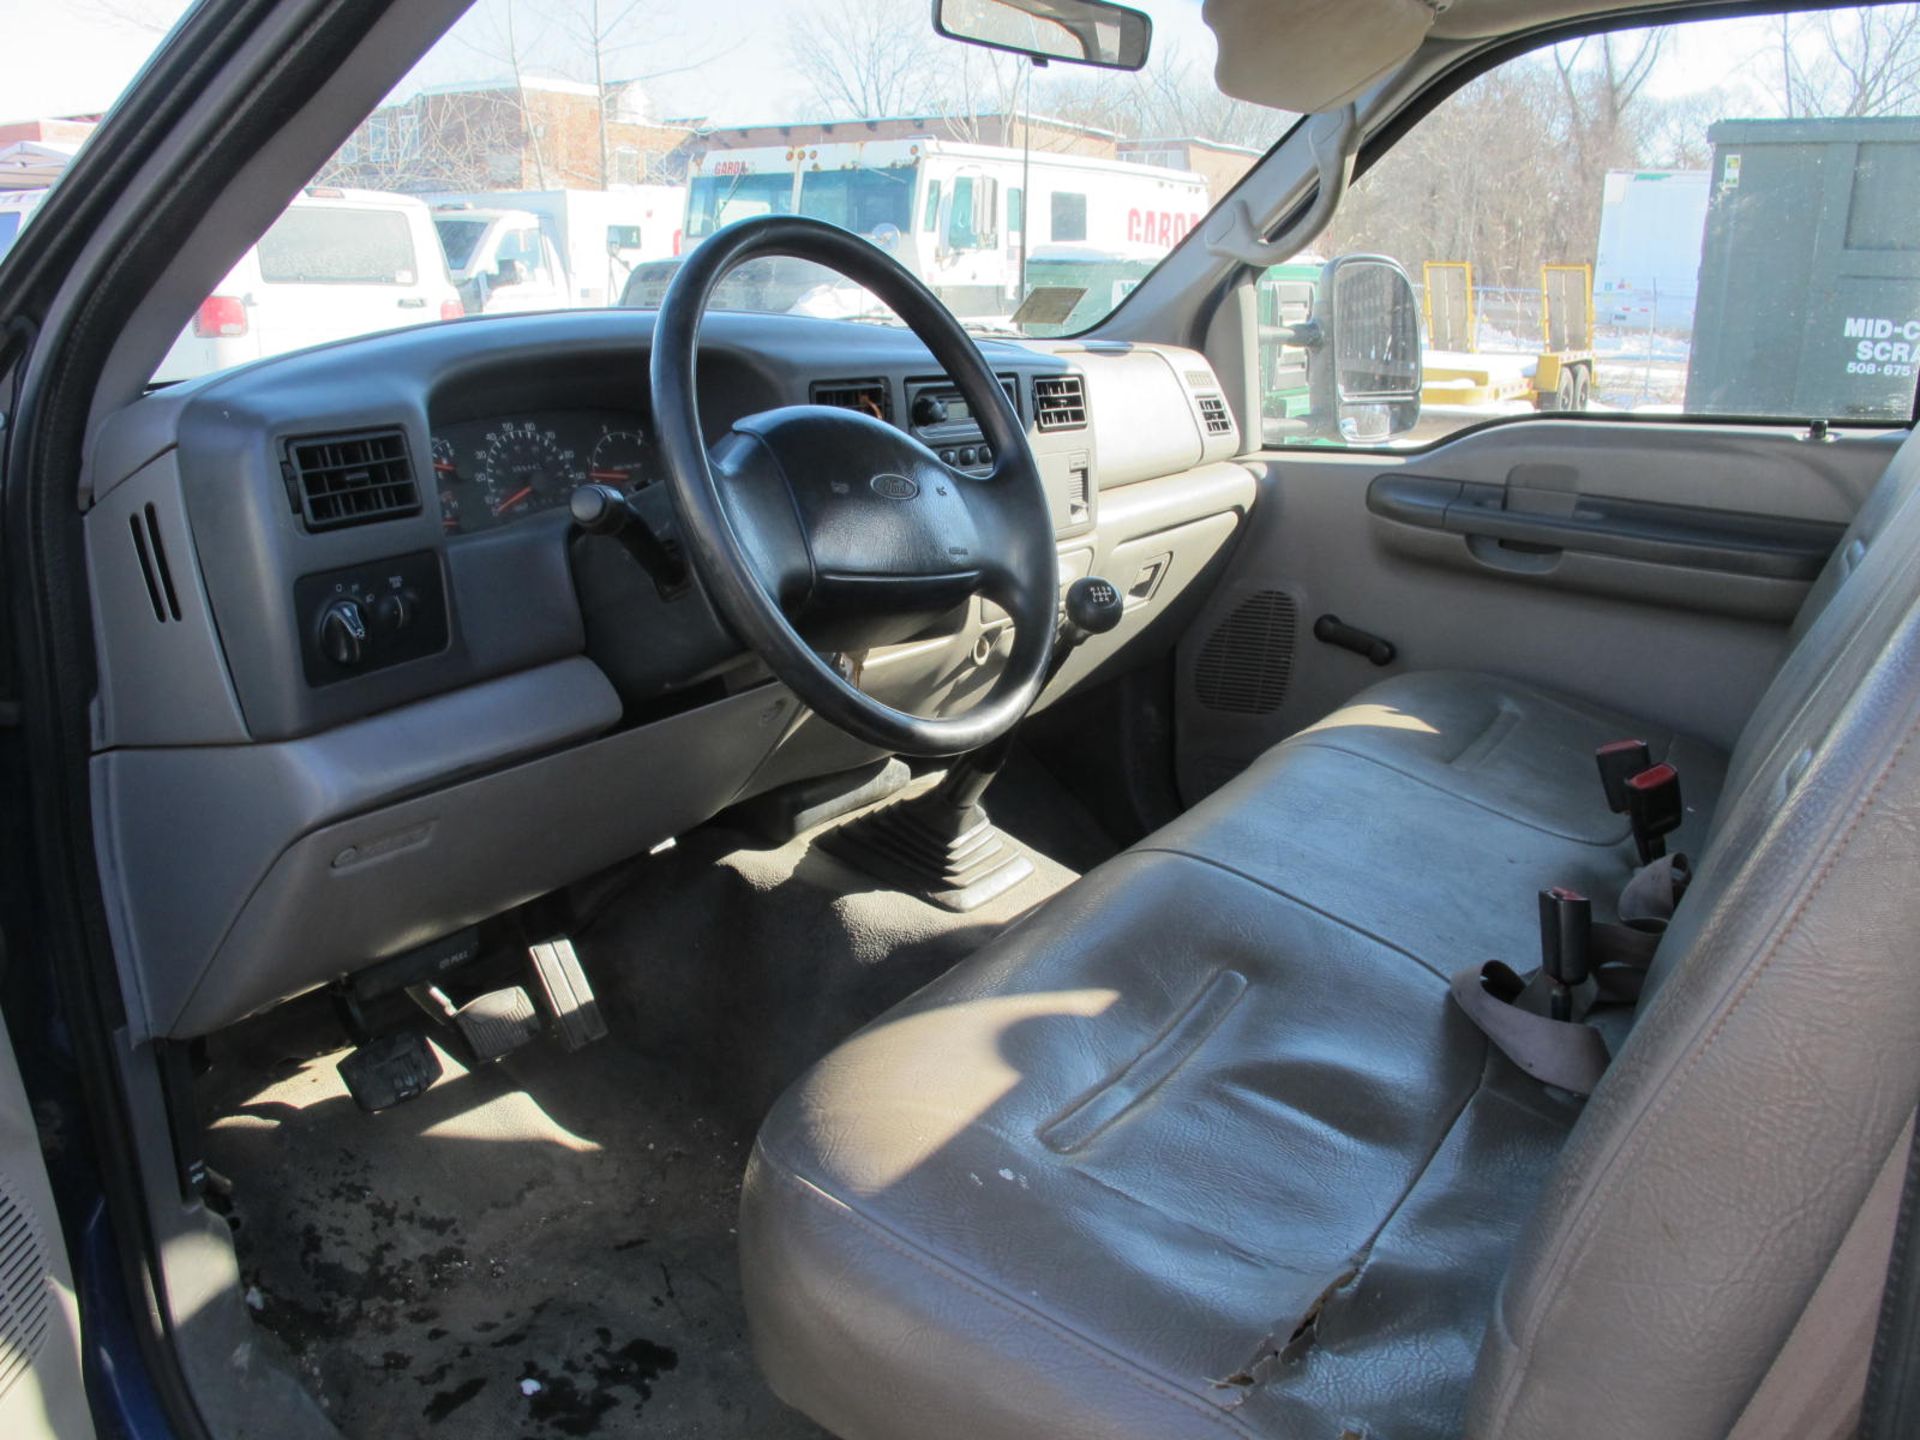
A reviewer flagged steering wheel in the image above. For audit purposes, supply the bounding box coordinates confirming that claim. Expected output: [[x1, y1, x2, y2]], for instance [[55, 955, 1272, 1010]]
[[650, 215, 1058, 758]]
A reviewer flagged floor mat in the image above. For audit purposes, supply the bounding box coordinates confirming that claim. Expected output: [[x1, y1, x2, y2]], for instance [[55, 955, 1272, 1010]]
[[201, 765, 1108, 1439]]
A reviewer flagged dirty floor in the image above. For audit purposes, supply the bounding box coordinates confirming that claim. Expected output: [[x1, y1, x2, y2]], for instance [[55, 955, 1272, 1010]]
[[200, 758, 1113, 1439]]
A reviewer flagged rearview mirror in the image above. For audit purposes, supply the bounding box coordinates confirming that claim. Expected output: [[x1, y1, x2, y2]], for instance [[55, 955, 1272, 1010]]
[[933, 0, 1152, 72]]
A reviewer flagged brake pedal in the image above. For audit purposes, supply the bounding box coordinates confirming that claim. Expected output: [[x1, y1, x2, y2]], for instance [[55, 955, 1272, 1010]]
[[527, 939, 608, 1052], [338, 1030, 441, 1113], [452, 986, 543, 1063]]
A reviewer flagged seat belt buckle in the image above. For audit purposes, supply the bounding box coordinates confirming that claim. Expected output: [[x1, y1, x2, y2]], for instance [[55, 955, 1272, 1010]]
[[1595, 739, 1653, 813], [1625, 762, 1684, 864], [1538, 886, 1592, 1022]]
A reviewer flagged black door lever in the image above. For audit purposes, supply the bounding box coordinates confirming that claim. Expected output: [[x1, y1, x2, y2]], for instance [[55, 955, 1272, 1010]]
[[1313, 614, 1396, 667]]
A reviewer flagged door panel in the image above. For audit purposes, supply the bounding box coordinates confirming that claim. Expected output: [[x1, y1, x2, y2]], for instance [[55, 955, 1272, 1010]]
[[1174, 419, 1900, 800], [0, 1026, 91, 1439]]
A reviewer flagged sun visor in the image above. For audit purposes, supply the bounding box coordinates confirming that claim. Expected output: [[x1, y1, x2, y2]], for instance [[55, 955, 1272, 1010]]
[[1210, 0, 1447, 113]]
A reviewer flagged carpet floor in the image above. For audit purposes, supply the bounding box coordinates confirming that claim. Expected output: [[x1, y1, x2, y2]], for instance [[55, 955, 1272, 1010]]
[[199, 756, 1115, 1439]]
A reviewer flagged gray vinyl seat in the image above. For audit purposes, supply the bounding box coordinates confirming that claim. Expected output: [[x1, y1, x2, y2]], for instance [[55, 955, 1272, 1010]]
[[741, 435, 1920, 1440]]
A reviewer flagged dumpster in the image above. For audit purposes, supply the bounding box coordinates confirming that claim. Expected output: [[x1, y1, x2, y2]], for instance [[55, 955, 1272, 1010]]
[[1687, 117, 1920, 420]]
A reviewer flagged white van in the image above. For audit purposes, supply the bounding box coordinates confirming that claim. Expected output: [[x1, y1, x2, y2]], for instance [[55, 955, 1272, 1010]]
[[433, 205, 573, 314], [0, 189, 51, 259], [155, 187, 461, 382]]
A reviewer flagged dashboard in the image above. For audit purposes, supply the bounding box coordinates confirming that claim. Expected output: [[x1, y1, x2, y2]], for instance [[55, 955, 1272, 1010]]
[[84, 307, 1249, 1042], [433, 410, 657, 534]]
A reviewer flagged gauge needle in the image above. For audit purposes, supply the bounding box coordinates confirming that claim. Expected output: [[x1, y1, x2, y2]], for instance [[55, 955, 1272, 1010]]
[[589, 469, 630, 484], [493, 485, 534, 516], [433, 460, 456, 475]]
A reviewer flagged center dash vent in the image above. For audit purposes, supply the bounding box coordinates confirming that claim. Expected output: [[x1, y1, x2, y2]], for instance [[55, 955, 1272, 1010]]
[[285, 430, 420, 532], [1033, 374, 1087, 431], [1196, 393, 1234, 436], [811, 379, 892, 422]]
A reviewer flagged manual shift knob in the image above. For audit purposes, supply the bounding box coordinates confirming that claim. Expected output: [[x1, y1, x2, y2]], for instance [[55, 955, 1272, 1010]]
[[1064, 577, 1124, 639]]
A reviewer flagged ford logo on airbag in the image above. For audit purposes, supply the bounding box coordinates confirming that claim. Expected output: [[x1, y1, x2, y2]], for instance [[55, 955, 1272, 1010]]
[[871, 473, 918, 500]]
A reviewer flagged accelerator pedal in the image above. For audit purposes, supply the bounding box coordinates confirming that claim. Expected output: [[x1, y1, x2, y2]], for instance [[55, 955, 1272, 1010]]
[[452, 986, 543, 1063], [338, 1030, 441, 1114], [527, 939, 608, 1052]]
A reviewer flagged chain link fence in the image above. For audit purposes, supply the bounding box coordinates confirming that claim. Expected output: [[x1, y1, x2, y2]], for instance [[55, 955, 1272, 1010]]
[[1414, 279, 1693, 412]]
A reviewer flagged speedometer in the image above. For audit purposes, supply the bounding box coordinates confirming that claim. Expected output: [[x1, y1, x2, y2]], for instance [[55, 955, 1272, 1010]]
[[474, 421, 578, 520]]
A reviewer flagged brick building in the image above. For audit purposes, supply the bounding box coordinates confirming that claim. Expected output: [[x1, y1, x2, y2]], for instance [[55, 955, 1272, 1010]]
[[1114, 136, 1262, 200], [321, 77, 695, 194]]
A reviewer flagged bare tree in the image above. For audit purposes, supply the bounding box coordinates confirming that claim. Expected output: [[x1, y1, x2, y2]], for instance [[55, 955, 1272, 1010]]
[[1764, 6, 1920, 117], [558, 0, 729, 185], [785, 0, 947, 117], [1552, 30, 1670, 177]]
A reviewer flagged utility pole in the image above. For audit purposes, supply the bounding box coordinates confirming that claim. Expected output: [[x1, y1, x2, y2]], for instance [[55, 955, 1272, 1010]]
[[1019, 56, 1039, 308], [593, 0, 611, 187]]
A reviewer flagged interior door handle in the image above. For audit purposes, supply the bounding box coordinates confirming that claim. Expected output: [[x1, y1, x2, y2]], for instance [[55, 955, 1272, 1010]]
[[1366, 474, 1842, 581]]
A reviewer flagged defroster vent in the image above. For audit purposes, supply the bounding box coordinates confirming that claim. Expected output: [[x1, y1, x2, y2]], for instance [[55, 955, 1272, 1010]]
[[1033, 374, 1087, 431], [1193, 590, 1298, 715], [285, 429, 421, 532]]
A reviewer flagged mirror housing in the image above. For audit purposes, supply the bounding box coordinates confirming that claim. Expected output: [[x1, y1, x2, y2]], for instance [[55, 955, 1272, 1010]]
[[1314, 254, 1422, 443], [1262, 254, 1422, 444], [933, 0, 1151, 72]]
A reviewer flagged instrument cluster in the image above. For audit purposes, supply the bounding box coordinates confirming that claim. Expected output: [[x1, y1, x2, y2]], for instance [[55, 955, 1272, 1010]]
[[431, 410, 656, 534]]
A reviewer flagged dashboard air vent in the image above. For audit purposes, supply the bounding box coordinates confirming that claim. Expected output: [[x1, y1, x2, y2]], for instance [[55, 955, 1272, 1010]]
[[0, 1175, 52, 1403], [1033, 374, 1087, 431], [286, 430, 420, 532], [128, 502, 181, 623], [1196, 393, 1235, 436], [810, 379, 892, 422]]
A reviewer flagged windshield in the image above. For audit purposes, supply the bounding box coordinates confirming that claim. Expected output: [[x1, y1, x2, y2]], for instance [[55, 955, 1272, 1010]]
[[6, 0, 1293, 382], [433, 216, 490, 272]]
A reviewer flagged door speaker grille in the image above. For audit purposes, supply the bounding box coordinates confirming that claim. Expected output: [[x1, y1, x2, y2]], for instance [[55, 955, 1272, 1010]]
[[1193, 590, 1297, 715], [0, 1178, 52, 1401]]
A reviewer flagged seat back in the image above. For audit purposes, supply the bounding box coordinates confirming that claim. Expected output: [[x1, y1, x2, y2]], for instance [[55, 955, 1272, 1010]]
[[1715, 430, 1920, 826], [1470, 436, 1920, 1438]]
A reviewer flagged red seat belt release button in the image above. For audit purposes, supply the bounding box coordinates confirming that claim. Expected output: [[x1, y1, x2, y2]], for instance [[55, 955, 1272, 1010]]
[[1596, 738, 1653, 813], [1625, 763, 1683, 864]]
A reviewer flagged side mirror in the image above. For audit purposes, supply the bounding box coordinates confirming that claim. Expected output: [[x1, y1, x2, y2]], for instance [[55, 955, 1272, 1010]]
[[1308, 255, 1422, 443], [492, 258, 526, 288], [933, 0, 1151, 72]]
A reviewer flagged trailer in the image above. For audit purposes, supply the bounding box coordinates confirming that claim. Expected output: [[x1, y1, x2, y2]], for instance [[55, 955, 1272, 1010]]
[[1418, 260, 1596, 411], [661, 137, 1209, 321], [431, 186, 685, 312], [1594, 168, 1710, 336], [1687, 117, 1920, 420]]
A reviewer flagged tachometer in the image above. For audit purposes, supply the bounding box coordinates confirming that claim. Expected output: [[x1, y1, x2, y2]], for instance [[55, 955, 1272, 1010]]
[[475, 421, 577, 520], [587, 427, 653, 491]]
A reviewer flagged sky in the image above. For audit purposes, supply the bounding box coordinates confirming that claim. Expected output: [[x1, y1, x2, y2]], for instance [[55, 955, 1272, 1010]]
[[2, 0, 1231, 127], [0, 1, 1843, 135]]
